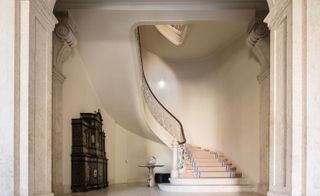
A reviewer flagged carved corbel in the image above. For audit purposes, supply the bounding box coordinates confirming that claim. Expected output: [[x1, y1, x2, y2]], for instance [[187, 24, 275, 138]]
[[247, 13, 270, 83], [53, 11, 77, 81]]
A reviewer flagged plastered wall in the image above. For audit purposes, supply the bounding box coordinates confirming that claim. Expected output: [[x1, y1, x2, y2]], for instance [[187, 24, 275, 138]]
[[61, 48, 172, 192]]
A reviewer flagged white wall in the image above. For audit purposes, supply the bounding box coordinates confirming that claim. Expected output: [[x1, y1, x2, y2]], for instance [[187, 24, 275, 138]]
[[61, 48, 172, 192], [143, 35, 260, 183]]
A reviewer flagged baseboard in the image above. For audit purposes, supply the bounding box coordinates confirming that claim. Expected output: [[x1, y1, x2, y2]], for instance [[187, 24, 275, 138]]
[[35, 193, 54, 196], [256, 183, 268, 195], [53, 184, 71, 196], [109, 178, 116, 185], [127, 177, 146, 183], [267, 190, 290, 196]]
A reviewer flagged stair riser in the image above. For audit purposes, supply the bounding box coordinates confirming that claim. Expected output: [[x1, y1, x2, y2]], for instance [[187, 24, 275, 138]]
[[191, 155, 216, 159], [186, 161, 231, 167], [194, 159, 220, 163], [198, 167, 227, 172], [194, 162, 223, 167], [200, 172, 233, 178]]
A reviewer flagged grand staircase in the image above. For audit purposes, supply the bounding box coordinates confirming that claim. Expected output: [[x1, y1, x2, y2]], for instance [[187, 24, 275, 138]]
[[158, 144, 255, 193], [137, 29, 255, 193]]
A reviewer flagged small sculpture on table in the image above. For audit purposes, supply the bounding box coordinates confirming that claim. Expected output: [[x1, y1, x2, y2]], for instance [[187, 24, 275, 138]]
[[139, 156, 164, 187]]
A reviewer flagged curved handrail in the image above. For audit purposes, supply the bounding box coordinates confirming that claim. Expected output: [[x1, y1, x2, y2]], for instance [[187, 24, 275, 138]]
[[137, 28, 186, 145]]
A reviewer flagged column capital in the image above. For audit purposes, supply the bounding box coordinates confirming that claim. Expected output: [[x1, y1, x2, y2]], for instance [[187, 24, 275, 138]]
[[53, 11, 77, 72]]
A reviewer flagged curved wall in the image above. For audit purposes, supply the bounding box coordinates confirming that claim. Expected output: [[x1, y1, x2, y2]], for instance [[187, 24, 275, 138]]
[[142, 35, 261, 183], [60, 48, 172, 193]]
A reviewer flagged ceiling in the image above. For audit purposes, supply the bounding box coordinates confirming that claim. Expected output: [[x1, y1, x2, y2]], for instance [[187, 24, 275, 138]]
[[140, 21, 248, 60], [55, 0, 268, 11]]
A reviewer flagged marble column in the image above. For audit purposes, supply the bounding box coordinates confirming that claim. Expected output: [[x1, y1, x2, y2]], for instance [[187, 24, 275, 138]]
[[52, 11, 77, 195], [247, 14, 270, 195], [0, 0, 20, 195]]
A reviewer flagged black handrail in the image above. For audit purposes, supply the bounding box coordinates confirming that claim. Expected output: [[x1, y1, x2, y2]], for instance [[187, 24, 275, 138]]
[[137, 27, 186, 145]]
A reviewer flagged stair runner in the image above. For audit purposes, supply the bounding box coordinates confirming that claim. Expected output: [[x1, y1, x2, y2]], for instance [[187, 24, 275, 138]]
[[180, 144, 242, 178]]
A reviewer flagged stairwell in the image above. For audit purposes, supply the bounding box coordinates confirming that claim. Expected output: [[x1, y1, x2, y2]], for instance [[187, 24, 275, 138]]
[[137, 28, 255, 193]]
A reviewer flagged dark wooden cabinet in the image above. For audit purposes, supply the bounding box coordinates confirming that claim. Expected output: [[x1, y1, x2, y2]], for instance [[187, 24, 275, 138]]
[[71, 110, 108, 192]]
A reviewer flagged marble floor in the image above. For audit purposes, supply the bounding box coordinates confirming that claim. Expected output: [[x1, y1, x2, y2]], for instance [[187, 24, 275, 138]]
[[67, 183, 262, 196]]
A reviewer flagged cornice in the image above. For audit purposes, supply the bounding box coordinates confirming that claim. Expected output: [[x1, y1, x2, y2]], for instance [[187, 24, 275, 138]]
[[55, 0, 268, 11], [264, 0, 291, 30], [32, 0, 58, 29]]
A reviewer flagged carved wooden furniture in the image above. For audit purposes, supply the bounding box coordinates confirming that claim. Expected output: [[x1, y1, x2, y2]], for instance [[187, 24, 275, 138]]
[[71, 110, 108, 192]]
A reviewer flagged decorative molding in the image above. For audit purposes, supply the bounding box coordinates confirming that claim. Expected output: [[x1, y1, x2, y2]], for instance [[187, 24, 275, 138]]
[[264, 0, 291, 30], [257, 66, 270, 84], [53, 11, 77, 72], [53, 66, 66, 83], [247, 14, 269, 48], [155, 24, 189, 46], [32, 0, 58, 30], [266, 0, 275, 10], [247, 13, 270, 82], [48, 0, 57, 11]]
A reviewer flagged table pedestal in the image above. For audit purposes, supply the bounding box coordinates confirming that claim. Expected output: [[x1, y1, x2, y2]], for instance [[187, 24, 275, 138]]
[[139, 165, 164, 187]]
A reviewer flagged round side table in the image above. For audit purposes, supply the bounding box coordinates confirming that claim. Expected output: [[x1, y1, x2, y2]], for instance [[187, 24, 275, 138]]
[[138, 165, 164, 187]]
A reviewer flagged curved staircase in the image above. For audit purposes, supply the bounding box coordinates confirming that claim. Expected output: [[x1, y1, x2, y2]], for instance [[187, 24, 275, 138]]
[[137, 29, 254, 193], [182, 144, 242, 178], [158, 144, 255, 193]]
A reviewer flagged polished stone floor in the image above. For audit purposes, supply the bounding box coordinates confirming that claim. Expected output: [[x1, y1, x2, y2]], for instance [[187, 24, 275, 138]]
[[67, 183, 262, 196]]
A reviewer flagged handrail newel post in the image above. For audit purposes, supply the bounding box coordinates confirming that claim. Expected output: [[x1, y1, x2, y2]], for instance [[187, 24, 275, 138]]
[[171, 140, 179, 178]]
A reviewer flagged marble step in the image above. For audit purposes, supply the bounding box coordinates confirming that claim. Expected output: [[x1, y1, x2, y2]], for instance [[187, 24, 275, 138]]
[[186, 162, 224, 167], [180, 172, 196, 178], [186, 164, 237, 172], [181, 171, 240, 178], [194, 158, 221, 163], [158, 183, 255, 193], [191, 154, 217, 159], [169, 177, 251, 185], [188, 166, 228, 172], [200, 171, 233, 178]]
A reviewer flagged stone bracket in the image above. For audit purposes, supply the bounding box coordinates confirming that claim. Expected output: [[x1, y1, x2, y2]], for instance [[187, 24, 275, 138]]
[[53, 11, 77, 74]]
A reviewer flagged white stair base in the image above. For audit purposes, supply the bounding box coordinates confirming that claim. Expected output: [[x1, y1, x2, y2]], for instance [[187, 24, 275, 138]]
[[170, 177, 251, 185], [158, 183, 255, 193]]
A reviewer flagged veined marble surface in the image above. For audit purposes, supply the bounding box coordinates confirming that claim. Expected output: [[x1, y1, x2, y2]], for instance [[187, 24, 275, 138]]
[[66, 183, 262, 196]]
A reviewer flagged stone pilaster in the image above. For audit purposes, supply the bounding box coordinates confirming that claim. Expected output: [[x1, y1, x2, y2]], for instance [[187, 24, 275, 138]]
[[52, 11, 76, 195], [19, 0, 58, 195], [247, 13, 270, 195], [264, 0, 312, 195]]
